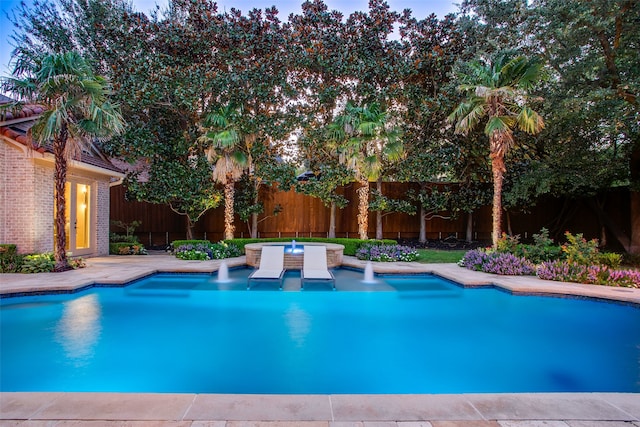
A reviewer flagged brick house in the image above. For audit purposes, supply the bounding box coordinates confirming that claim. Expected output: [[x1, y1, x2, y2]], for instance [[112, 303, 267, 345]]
[[0, 94, 124, 256]]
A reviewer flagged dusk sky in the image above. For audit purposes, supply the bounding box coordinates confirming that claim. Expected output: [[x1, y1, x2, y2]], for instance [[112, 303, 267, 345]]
[[0, 0, 459, 77]]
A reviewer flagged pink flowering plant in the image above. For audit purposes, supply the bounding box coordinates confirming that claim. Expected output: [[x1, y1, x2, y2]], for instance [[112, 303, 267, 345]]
[[460, 229, 638, 288], [459, 249, 535, 276]]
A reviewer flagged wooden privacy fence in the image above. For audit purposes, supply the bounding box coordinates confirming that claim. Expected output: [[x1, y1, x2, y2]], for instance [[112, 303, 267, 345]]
[[109, 183, 631, 249]]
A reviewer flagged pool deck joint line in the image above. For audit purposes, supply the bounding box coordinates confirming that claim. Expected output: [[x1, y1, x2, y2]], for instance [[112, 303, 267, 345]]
[[1, 253, 639, 423]]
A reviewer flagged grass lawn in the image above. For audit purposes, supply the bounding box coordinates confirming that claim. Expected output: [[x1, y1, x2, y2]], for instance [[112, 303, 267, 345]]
[[416, 249, 467, 263]]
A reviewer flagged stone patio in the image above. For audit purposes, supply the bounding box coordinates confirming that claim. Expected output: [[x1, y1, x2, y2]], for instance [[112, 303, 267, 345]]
[[1, 253, 639, 425]]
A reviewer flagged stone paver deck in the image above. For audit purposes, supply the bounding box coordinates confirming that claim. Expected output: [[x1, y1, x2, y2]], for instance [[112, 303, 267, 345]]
[[1, 253, 639, 425]]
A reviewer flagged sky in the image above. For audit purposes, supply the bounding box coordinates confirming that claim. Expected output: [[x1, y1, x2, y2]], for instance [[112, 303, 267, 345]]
[[0, 0, 459, 76]]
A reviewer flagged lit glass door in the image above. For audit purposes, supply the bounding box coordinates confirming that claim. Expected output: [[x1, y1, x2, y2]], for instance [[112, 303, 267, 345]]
[[57, 181, 93, 255]]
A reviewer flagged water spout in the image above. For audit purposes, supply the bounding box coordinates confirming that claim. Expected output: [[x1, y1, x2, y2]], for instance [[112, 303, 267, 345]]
[[363, 261, 376, 283], [291, 240, 296, 250], [217, 261, 231, 283]]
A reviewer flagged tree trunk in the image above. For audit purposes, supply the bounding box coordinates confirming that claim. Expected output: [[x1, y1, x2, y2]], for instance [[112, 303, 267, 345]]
[[328, 201, 336, 239], [418, 205, 426, 243], [357, 178, 369, 240], [466, 211, 473, 242], [53, 125, 69, 272], [490, 154, 504, 248], [631, 190, 640, 254], [186, 217, 194, 240], [375, 178, 383, 240], [250, 212, 258, 239], [250, 187, 260, 238], [223, 178, 235, 240], [630, 141, 640, 254]]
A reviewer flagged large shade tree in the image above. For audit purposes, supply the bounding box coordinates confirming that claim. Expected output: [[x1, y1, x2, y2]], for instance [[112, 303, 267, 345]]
[[448, 52, 544, 247], [2, 51, 124, 270]]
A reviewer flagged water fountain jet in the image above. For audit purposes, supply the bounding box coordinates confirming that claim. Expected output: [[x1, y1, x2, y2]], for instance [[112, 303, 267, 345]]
[[216, 261, 231, 283], [363, 261, 376, 283]]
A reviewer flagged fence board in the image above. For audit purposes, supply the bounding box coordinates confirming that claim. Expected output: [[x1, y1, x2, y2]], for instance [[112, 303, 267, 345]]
[[110, 184, 631, 249]]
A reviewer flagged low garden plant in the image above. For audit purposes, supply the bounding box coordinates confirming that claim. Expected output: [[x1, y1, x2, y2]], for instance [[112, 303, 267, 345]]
[[356, 243, 419, 262], [173, 240, 242, 260], [109, 242, 148, 255], [459, 229, 639, 288], [109, 220, 147, 255], [459, 249, 535, 276]]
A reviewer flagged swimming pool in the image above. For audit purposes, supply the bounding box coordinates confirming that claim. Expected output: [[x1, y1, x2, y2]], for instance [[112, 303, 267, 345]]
[[1, 268, 639, 393]]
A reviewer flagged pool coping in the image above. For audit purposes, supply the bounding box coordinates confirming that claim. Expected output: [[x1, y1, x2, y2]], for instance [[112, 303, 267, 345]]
[[1, 254, 639, 424], [1, 254, 639, 306]]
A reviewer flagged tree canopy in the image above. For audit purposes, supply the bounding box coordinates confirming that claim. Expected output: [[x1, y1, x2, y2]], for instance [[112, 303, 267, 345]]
[[5, 0, 639, 251]]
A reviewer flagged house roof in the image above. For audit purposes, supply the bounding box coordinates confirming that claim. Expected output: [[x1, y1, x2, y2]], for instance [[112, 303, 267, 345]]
[[0, 95, 123, 175]]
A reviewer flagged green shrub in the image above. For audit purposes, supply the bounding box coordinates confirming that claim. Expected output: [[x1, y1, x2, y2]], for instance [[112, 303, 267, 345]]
[[109, 242, 147, 255], [109, 232, 139, 243], [598, 252, 622, 269], [515, 228, 563, 264], [562, 231, 600, 265], [496, 233, 521, 254], [224, 238, 396, 256], [0, 244, 22, 273], [21, 253, 55, 273]]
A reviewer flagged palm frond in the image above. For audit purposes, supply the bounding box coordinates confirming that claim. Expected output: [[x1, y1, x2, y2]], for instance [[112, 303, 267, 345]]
[[453, 102, 486, 135], [362, 154, 382, 181], [517, 107, 545, 134], [383, 139, 404, 162], [484, 116, 515, 136], [213, 129, 240, 149]]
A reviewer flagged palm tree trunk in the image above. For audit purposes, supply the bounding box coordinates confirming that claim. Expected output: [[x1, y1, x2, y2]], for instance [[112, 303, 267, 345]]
[[53, 126, 69, 272], [376, 178, 383, 240], [224, 177, 235, 240], [491, 154, 505, 248], [328, 201, 336, 239], [357, 178, 369, 240]]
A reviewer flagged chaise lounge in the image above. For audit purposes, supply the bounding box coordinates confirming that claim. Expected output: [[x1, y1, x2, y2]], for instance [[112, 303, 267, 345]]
[[301, 245, 335, 290], [248, 245, 285, 290]]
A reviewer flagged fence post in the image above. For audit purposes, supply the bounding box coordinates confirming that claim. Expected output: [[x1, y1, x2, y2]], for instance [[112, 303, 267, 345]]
[[278, 231, 281, 238], [296, 231, 299, 238]]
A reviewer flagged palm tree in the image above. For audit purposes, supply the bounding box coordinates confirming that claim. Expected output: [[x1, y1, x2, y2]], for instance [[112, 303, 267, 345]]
[[448, 53, 544, 248], [200, 105, 248, 240], [2, 51, 124, 271], [328, 102, 403, 240]]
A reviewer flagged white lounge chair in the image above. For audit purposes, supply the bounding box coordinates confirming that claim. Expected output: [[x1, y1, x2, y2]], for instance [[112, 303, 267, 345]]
[[248, 246, 285, 289], [301, 245, 335, 290]]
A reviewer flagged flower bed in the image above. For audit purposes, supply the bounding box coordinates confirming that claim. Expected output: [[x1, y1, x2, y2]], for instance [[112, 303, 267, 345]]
[[459, 229, 639, 288], [356, 243, 419, 262]]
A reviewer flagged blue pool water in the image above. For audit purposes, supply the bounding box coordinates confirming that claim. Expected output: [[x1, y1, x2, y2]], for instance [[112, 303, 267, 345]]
[[1, 268, 639, 394]]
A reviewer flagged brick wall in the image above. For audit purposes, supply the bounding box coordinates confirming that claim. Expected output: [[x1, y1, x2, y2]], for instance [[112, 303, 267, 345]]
[[0, 142, 49, 253], [1, 140, 113, 257], [96, 179, 110, 256]]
